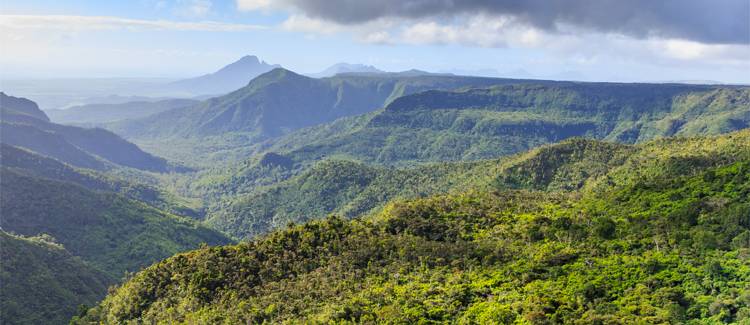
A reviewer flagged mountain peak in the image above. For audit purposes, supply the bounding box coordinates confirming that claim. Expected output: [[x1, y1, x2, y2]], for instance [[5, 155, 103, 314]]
[[259, 67, 304, 79], [216, 55, 273, 74], [244, 68, 308, 89], [168, 55, 281, 95], [238, 55, 260, 63]]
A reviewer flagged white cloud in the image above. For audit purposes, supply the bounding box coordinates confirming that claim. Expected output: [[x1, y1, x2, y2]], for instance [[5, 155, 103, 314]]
[[657, 39, 749, 63], [361, 31, 391, 44], [282, 15, 343, 34], [0, 15, 266, 32], [175, 0, 213, 18], [275, 12, 750, 71], [401, 16, 522, 48], [236, 0, 273, 11]]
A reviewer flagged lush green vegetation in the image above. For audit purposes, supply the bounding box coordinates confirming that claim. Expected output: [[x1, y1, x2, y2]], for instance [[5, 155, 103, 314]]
[[114, 68, 515, 139], [0, 95, 231, 325], [260, 85, 749, 165], [176, 83, 747, 239], [109, 69, 534, 166], [111, 73, 747, 169], [0, 231, 111, 325], [76, 130, 750, 324], [203, 130, 745, 240], [3, 80, 748, 324], [0, 144, 200, 218], [0, 167, 233, 278]]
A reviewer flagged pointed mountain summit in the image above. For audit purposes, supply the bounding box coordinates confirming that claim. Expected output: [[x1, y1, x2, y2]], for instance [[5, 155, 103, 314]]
[[310, 63, 384, 78], [167, 55, 281, 96]]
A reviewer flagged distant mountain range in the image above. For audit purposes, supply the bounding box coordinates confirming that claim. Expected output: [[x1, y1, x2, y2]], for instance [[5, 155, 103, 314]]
[[46, 98, 198, 125], [109, 68, 512, 145], [0, 92, 171, 172], [309, 63, 384, 78], [166, 55, 281, 96], [103, 68, 750, 170]]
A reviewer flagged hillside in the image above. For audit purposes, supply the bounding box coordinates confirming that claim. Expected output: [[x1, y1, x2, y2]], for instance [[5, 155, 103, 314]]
[[1, 93, 171, 172], [205, 130, 749, 239], [187, 84, 749, 237], [107, 69, 523, 165], [0, 231, 112, 325], [112, 72, 746, 169], [113, 68, 512, 139], [0, 144, 200, 218], [0, 92, 49, 121], [46, 98, 198, 125], [262, 84, 749, 165], [202, 139, 631, 238], [0, 168, 233, 277], [76, 130, 750, 324]]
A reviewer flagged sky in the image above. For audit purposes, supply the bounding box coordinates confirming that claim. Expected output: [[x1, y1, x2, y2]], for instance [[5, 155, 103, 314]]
[[1, 0, 748, 83]]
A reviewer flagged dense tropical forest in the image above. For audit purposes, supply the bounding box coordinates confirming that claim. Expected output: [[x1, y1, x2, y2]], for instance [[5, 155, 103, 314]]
[[1, 63, 749, 324], [1, 231, 111, 325], [75, 130, 750, 324]]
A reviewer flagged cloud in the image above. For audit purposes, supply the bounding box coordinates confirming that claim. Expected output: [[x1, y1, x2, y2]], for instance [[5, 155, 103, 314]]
[[278, 12, 749, 69], [174, 0, 213, 18], [236, 0, 272, 11], [400, 15, 543, 48], [282, 15, 344, 34], [0, 14, 266, 32], [238, 0, 750, 45]]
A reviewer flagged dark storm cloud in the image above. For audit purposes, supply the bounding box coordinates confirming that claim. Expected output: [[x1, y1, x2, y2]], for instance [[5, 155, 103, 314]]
[[277, 0, 750, 44]]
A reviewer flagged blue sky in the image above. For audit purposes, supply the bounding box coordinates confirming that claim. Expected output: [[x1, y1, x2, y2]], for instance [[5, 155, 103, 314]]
[[1, 0, 748, 83]]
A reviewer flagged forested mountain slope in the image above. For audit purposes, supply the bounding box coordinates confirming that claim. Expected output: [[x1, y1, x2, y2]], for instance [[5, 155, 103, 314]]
[[112, 68, 513, 140], [0, 168, 232, 277], [0, 232, 111, 325], [107, 73, 745, 168], [1, 93, 171, 172], [205, 140, 632, 239], [106, 69, 534, 166], [191, 85, 748, 238], [77, 130, 750, 324], [0, 97, 230, 325], [261, 84, 749, 166], [205, 130, 749, 239], [0, 144, 199, 218], [194, 83, 747, 199]]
